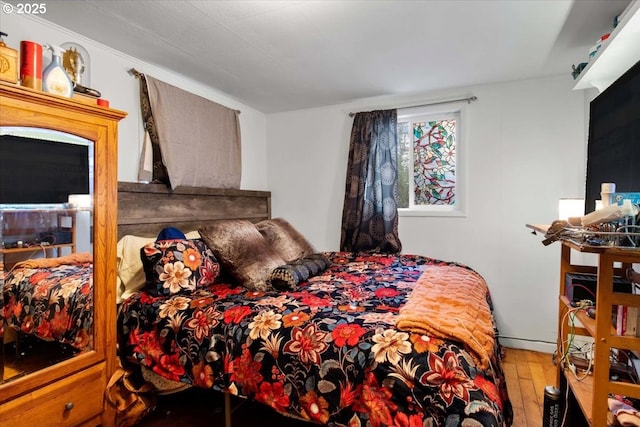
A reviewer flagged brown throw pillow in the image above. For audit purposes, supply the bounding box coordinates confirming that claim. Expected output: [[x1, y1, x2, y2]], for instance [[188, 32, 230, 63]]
[[255, 218, 315, 263], [199, 220, 285, 291]]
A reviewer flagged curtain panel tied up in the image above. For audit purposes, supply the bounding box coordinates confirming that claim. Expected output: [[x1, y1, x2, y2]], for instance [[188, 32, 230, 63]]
[[340, 109, 402, 254]]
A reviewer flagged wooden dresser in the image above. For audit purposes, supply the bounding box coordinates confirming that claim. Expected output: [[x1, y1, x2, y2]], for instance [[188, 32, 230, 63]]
[[0, 82, 126, 426]]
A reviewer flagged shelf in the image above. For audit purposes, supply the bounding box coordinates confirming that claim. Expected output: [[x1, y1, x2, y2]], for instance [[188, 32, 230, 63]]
[[529, 220, 640, 425], [0, 209, 77, 268], [0, 243, 74, 255], [560, 295, 603, 337], [562, 240, 640, 257], [560, 294, 640, 354], [573, 0, 640, 92], [525, 223, 640, 256], [564, 369, 593, 425], [556, 240, 640, 426], [565, 370, 640, 427]]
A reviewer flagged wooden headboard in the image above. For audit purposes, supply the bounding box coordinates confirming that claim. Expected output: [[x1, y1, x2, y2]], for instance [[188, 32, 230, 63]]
[[117, 182, 271, 239]]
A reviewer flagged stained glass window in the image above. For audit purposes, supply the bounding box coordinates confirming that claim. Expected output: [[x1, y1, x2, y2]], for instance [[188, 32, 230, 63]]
[[397, 113, 458, 209]]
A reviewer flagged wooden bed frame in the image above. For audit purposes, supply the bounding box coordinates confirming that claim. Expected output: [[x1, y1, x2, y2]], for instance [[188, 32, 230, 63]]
[[117, 182, 271, 239], [117, 181, 272, 427]]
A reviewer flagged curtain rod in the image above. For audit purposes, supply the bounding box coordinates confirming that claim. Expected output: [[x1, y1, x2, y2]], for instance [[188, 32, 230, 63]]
[[128, 68, 241, 115], [348, 96, 478, 117]]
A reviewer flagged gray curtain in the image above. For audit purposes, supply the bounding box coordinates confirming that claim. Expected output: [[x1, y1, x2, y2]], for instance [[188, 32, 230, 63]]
[[340, 109, 402, 253], [136, 73, 242, 190], [136, 73, 169, 184]]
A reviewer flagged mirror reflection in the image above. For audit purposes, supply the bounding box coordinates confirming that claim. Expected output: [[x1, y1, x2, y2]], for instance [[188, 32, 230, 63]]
[[0, 127, 94, 384]]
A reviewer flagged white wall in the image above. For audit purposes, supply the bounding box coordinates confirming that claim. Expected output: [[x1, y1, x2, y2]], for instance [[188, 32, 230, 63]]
[[267, 75, 588, 352], [2, 13, 268, 190]]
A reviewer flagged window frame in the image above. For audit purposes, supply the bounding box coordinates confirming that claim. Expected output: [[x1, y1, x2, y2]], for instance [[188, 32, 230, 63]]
[[396, 104, 467, 217]]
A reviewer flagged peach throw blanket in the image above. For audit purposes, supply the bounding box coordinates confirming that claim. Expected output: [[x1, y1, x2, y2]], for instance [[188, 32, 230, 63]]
[[396, 265, 495, 370], [15, 252, 93, 269]]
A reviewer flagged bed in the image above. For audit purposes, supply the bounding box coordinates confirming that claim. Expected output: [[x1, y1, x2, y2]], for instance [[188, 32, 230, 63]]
[[2, 252, 94, 351], [115, 183, 513, 427]]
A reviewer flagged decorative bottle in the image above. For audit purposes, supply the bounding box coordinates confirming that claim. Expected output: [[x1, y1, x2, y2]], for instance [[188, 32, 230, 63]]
[[42, 44, 73, 97]]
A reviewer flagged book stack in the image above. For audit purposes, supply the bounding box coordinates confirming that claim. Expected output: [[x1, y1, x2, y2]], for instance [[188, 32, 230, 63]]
[[616, 305, 640, 337]]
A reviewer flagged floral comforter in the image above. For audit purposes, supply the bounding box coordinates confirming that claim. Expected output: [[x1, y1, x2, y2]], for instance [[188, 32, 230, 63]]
[[2, 261, 93, 350], [117, 252, 513, 426]]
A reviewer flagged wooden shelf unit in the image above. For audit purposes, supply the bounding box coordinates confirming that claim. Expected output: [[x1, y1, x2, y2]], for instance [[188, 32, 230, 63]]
[[557, 239, 640, 426], [0, 208, 77, 267]]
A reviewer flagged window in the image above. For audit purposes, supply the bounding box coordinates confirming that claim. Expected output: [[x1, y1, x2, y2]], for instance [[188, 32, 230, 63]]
[[397, 108, 464, 216]]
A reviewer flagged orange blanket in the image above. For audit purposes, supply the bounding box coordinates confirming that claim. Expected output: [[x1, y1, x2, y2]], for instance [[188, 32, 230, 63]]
[[15, 252, 93, 269], [396, 265, 495, 370]]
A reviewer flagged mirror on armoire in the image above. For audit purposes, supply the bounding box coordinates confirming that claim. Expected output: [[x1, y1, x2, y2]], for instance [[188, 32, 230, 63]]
[[0, 127, 94, 384]]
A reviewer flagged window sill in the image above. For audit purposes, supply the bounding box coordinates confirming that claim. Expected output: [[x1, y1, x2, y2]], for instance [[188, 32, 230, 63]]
[[398, 208, 466, 218]]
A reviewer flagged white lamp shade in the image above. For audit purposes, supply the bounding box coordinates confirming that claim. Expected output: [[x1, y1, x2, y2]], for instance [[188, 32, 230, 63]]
[[558, 198, 584, 220], [68, 194, 92, 209]]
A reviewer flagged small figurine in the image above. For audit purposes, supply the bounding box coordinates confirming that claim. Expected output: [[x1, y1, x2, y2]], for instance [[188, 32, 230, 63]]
[[571, 62, 587, 80], [63, 46, 85, 86]]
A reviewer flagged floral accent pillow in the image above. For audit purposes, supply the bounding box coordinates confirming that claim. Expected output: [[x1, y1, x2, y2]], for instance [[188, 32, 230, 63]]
[[141, 239, 220, 296]]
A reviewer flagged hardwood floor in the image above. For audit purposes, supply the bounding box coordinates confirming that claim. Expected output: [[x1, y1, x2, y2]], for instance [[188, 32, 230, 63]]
[[138, 347, 555, 427], [2, 336, 79, 383], [502, 347, 556, 427]]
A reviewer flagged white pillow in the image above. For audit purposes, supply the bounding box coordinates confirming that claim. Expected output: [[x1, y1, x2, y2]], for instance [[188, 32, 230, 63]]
[[116, 230, 201, 304]]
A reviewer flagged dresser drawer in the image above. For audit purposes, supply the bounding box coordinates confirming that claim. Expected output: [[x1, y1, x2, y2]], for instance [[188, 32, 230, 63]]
[[0, 363, 105, 427]]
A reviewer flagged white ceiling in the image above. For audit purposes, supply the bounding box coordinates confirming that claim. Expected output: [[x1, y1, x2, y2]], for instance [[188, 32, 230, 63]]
[[23, 0, 632, 113]]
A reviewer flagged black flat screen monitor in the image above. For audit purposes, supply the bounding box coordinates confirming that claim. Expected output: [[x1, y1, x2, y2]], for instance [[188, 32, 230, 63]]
[[584, 59, 640, 213], [0, 134, 91, 204]]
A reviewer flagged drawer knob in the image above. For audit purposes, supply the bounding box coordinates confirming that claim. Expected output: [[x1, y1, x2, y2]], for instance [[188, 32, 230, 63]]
[[65, 402, 75, 411]]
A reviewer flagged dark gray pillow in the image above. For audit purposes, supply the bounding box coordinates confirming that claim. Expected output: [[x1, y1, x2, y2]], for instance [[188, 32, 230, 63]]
[[269, 253, 331, 291]]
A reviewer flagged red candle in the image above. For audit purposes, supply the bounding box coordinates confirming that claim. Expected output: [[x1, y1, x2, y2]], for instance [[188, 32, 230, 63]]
[[20, 40, 42, 90]]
